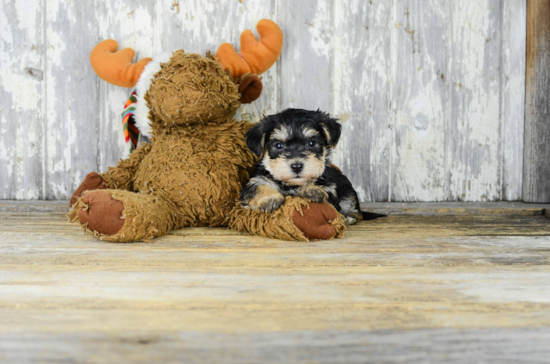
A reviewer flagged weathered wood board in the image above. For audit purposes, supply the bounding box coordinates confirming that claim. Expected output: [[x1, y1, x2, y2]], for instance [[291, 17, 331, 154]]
[[0, 209, 550, 362], [0, 0, 44, 200], [2, 328, 550, 363], [0, 0, 527, 202], [524, 0, 550, 203]]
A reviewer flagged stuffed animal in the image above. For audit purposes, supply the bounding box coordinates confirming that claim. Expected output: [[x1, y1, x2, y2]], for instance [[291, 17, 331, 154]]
[[67, 20, 346, 242]]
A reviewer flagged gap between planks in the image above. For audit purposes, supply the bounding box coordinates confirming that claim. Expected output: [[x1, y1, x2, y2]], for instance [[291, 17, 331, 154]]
[[1, 200, 549, 217]]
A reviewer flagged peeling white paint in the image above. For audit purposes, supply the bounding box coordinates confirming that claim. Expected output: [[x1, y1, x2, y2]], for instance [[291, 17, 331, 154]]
[[0, 0, 44, 199], [45, 24, 66, 67], [46, 0, 74, 23], [0, 69, 41, 112], [331, 1, 344, 170], [447, 0, 502, 201], [0, 116, 14, 180], [308, 1, 332, 58], [45, 66, 57, 175], [63, 108, 76, 172], [501, 0, 525, 201], [0, 0, 527, 201], [0, 4, 13, 47], [14, 0, 39, 33]]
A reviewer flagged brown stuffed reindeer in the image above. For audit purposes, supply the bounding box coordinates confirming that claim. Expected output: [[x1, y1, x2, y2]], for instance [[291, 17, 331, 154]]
[[68, 20, 346, 242]]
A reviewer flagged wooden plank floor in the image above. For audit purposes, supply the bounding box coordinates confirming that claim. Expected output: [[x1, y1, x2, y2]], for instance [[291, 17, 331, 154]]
[[1, 204, 550, 363]]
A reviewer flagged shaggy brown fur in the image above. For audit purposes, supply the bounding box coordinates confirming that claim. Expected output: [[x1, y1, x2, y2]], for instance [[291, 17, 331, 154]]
[[68, 49, 345, 242]]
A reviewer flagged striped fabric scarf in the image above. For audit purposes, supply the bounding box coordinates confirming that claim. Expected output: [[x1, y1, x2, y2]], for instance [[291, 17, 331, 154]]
[[121, 91, 140, 153]]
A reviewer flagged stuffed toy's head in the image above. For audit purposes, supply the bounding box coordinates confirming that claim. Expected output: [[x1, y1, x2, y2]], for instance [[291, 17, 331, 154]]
[[144, 51, 241, 130], [90, 19, 282, 136]]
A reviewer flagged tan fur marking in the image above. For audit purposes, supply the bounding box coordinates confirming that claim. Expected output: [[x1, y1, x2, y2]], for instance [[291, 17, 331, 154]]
[[270, 125, 291, 142], [300, 152, 326, 182], [263, 151, 326, 186], [302, 127, 319, 138], [247, 176, 281, 191], [262, 154, 293, 182], [322, 126, 333, 146]]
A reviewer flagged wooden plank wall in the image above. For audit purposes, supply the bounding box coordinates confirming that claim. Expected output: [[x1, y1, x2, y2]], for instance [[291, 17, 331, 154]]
[[524, 0, 550, 203], [0, 0, 526, 202]]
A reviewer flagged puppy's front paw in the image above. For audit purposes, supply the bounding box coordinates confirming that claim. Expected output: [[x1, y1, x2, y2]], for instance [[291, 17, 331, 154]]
[[245, 191, 285, 212], [301, 185, 329, 203], [255, 193, 285, 213]]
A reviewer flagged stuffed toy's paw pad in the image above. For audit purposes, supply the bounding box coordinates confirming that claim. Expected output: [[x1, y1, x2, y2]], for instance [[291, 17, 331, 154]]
[[292, 202, 340, 240], [70, 172, 107, 207], [77, 190, 125, 236]]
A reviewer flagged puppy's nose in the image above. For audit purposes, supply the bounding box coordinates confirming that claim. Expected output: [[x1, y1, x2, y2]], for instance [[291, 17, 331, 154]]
[[291, 162, 304, 174]]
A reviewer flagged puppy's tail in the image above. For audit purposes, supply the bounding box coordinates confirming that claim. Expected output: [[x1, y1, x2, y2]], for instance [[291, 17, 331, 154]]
[[361, 211, 386, 220]]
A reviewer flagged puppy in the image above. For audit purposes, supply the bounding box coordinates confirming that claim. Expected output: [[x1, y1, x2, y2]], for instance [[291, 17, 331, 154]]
[[240, 108, 384, 225]]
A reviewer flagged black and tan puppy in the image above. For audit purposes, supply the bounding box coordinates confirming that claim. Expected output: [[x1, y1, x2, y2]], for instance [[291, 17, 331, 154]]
[[240, 108, 384, 225]]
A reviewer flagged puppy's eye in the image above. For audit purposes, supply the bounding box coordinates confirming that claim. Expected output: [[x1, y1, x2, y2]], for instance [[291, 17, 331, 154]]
[[276, 143, 284, 149], [307, 140, 316, 147]]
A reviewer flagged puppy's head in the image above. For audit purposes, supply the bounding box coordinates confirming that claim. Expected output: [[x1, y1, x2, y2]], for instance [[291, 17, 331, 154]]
[[246, 109, 341, 186]]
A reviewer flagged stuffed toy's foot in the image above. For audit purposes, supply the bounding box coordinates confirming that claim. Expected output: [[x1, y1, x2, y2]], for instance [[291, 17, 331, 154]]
[[75, 190, 125, 235], [292, 202, 344, 240], [69, 172, 107, 207], [68, 189, 177, 243], [228, 196, 346, 241]]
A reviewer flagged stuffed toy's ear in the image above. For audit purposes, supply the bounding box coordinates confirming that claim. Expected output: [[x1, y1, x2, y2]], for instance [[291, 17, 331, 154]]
[[245, 121, 267, 156], [319, 112, 342, 147], [239, 74, 263, 103], [216, 19, 283, 78], [90, 40, 152, 88]]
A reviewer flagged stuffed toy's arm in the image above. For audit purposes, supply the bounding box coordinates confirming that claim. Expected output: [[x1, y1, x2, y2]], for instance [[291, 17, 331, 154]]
[[228, 196, 346, 241], [69, 143, 152, 207], [100, 142, 152, 190]]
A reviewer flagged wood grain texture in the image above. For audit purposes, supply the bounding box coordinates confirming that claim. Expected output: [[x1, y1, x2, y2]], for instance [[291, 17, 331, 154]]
[[360, 201, 550, 216], [278, 0, 333, 111], [0, 0, 44, 199], [44, 0, 101, 199], [2, 199, 549, 216], [0, 0, 527, 202], [390, 0, 449, 201], [524, 0, 550, 203], [0, 210, 550, 362], [96, 0, 158, 172], [449, 0, 503, 202], [332, 0, 391, 202], [502, 0, 526, 201], [157, 0, 279, 124], [2, 328, 550, 364]]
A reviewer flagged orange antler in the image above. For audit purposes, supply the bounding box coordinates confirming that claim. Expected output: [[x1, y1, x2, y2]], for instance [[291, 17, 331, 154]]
[[216, 19, 283, 78], [90, 40, 152, 88]]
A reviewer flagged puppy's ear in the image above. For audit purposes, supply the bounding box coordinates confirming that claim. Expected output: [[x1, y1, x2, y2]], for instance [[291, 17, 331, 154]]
[[319, 112, 341, 147], [239, 74, 263, 104], [246, 121, 266, 156]]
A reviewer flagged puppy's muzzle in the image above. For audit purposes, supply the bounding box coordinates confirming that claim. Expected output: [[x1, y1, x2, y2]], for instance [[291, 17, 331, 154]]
[[291, 162, 304, 174]]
